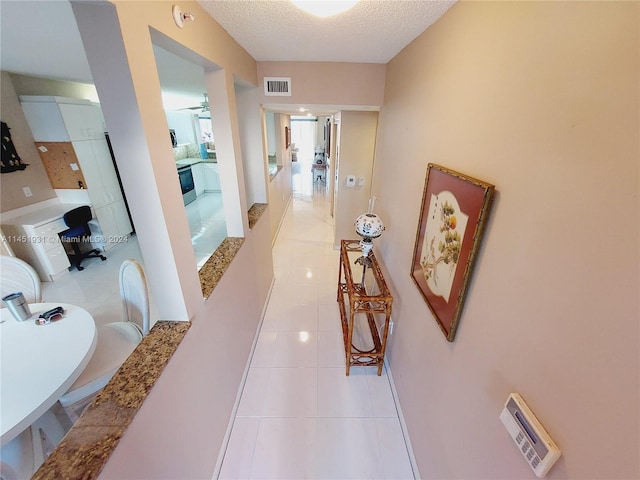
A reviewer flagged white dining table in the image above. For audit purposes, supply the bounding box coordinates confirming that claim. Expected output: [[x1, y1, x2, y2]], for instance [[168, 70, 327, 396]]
[[0, 303, 97, 446]]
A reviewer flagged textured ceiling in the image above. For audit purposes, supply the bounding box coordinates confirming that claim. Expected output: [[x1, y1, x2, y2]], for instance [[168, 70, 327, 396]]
[[198, 0, 456, 63], [0, 0, 455, 110]]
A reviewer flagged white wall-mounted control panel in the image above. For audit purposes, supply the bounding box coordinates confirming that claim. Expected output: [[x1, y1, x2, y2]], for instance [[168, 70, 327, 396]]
[[500, 393, 561, 478]]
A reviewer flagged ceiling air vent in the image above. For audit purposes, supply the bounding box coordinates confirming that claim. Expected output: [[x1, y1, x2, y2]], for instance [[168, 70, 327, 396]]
[[264, 77, 292, 96]]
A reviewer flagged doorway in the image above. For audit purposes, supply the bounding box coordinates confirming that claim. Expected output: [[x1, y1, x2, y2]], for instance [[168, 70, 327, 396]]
[[291, 117, 318, 196]]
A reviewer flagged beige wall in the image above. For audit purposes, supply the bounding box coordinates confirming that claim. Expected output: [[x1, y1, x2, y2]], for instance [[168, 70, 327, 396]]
[[372, 2, 639, 479], [236, 83, 268, 207], [332, 111, 378, 247], [268, 113, 293, 242], [257, 61, 385, 108], [0, 72, 56, 212]]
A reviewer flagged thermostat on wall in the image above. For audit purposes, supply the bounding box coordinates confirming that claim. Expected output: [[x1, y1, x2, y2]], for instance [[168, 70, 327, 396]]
[[500, 393, 561, 478]]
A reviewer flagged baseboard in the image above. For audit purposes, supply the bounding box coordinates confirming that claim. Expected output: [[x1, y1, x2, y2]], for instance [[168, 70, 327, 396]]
[[384, 357, 422, 480], [271, 193, 293, 247]]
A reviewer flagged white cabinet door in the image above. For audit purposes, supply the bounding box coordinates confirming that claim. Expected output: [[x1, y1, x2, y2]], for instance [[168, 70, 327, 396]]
[[90, 140, 122, 204], [20, 97, 104, 142], [20, 102, 69, 141], [72, 139, 122, 208], [45, 244, 72, 276], [203, 163, 221, 192], [35, 219, 71, 276], [110, 199, 133, 238], [95, 200, 132, 250], [191, 163, 205, 196], [94, 204, 117, 250], [59, 104, 105, 141], [2, 222, 71, 282], [73, 141, 109, 208], [166, 111, 198, 145]]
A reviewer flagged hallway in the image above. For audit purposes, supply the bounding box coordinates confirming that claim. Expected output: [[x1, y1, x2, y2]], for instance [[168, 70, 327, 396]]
[[217, 187, 414, 479], [19, 175, 415, 479]]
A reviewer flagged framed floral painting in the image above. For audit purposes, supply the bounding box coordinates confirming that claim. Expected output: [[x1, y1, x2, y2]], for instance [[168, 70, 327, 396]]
[[410, 164, 495, 342]]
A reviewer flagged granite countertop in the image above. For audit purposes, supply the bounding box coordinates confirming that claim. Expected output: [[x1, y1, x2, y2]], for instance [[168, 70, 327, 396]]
[[198, 237, 244, 299], [176, 157, 217, 167], [248, 203, 267, 230], [32, 321, 191, 480]]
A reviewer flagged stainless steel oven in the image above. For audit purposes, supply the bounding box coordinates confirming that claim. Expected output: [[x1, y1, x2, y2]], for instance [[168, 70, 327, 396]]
[[178, 165, 197, 206]]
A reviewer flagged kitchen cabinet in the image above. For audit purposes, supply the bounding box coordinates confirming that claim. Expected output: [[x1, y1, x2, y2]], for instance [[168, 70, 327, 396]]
[[95, 200, 131, 248], [71, 140, 122, 208], [20, 96, 104, 142], [20, 96, 132, 250], [203, 163, 221, 192], [191, 162, 205, 196], [1, 205, 79, 281], [166, 111, 198, 146]]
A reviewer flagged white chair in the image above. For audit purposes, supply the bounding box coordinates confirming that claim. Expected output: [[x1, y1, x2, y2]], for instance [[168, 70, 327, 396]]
[[0, 256, 41, 303], [58, 259, 150, 421]]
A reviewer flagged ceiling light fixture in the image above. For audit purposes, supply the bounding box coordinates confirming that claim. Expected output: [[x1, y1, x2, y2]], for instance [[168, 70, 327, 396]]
[[290, 0, 358, 18], [172, 5, 195, 28]]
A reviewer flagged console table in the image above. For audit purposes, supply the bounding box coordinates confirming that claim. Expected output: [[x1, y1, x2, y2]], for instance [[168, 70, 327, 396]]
[[312, 163, 327, 184], [337, 240, 393, 376]]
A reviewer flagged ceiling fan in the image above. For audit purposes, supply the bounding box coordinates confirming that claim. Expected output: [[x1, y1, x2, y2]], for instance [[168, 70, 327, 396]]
[[183, 93, 209, 113]]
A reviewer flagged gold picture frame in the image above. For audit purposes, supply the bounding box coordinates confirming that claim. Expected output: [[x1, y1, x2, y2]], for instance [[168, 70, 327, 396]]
[[410, 164, 495, 342]]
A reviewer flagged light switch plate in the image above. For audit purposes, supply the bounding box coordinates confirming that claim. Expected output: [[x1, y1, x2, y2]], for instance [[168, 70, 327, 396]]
[[346, 175, 356, 187]]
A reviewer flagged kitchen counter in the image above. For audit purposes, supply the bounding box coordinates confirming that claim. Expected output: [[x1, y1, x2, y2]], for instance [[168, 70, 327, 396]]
[[176, 157, 217, 167], [32, 321, 191, 480]]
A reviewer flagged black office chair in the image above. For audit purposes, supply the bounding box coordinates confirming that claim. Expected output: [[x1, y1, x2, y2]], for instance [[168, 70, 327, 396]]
[[59, 206, 106, 271]]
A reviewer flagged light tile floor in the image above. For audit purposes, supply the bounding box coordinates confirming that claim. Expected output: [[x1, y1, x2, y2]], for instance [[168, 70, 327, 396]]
[[218, 186, 415, 479], [41, 191, 225, 328], [185, 192, 227, 268], [41, 234, 153, 330]]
